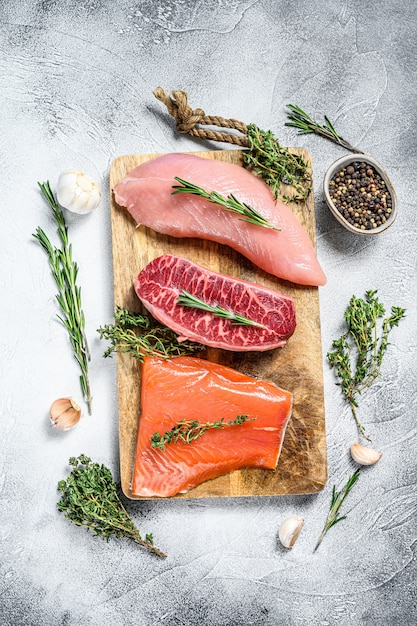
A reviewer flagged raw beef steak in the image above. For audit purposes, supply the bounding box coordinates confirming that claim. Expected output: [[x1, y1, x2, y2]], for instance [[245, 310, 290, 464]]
[[134, 254, 296, 352]]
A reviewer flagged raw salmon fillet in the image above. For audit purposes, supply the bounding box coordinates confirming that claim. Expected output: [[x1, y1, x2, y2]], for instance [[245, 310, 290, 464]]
[[135, 254, 296, 351], [113, 153, 326, 287], [131, 356, 293, 498]]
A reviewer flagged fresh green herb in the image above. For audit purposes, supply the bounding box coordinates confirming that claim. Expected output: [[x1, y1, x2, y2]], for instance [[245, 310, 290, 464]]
[[33, 182, 92, 414], [243, 124, 312, 203], [97, 306, 204, 361], [327, 290, 405, 440], [177, 290, 265, 328], [57, 455, 166, 557], [285, 104, 363, 154], [151, 415, 256, 450], [314, 470, 360, 551], [153, 89, 313, 203], [171, 177, 279, 230]]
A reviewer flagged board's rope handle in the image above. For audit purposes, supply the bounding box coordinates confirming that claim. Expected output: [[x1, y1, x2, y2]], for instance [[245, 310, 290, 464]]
[[153, 87, 250, 147]]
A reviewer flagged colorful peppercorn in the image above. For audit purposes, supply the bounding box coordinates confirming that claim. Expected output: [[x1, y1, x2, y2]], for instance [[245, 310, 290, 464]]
[[328, 161, 393, 230]]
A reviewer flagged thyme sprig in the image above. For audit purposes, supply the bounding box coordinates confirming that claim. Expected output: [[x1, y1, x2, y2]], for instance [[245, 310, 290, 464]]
[[327, 290, 405, 440], [314, 470, 360, 551], [177, 290, 265, 328], [151, 415, 256, 450], [172, 177, 279, 230], [244, 124, 312, 203], [57, 455, 166, 558], [33, 182, 92, 414], [285, 104, 364, 154], [97, 306, 204, 361]]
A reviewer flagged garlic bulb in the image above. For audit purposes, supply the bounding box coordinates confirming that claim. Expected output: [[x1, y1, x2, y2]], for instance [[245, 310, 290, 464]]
[[350, 442, 382, 466], [57, 170, 101, 214], [50, 398, 82, 431], [278, 515, 304, 549]]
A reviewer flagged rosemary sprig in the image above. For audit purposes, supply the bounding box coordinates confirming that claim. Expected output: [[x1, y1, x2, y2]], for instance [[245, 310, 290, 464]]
[[151, 414, 256, 450], [285, 104, 364, 154], [314, 470, 360, 551], [172, 177, 279, 230], [33, 182, 92, 414], [57, 454, 166, 558], [177, 290, 265, 328], [97, 306, 204, 360], [244, 124, 312, 202], [327, 290, 405, 440]]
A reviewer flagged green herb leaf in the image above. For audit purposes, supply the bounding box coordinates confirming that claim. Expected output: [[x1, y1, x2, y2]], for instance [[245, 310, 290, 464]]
[[172, 177, 279, 230], [33, 182, 92, 413], [177, 290, 265, 328], [151, 414, 256, 450], [57, 455, 166, 557], [327, 290, 406, 439], [97, 306, 204, 361], [314, 469, 360, 551], [243, 124, 312, 202], [285, 104, 364, 154]]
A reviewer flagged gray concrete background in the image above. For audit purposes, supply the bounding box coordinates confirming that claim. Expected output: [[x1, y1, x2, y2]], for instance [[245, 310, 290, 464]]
[[1, 1, 416, 624]]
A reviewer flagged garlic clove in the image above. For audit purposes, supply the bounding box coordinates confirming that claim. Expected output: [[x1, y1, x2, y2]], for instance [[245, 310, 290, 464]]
[[350, 442, 382, 466], [57, 170, 101, 214], [278, 515, 304, 549], [50, 397, 82, 431]]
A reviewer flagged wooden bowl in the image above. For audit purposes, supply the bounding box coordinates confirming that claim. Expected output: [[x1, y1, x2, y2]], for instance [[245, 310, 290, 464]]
[[323, 154, 398, 235]]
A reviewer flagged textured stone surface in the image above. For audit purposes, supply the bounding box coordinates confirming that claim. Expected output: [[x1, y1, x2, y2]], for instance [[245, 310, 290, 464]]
[[1, 1, 416, 624]]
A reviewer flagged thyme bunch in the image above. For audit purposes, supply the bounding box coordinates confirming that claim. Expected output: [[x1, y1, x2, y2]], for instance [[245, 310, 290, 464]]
[[57, 455, 166, 557], [33, 182, 92, 413], [327, 290, 405, 439], [150, 415, 256, 450], [244, 124, 312, 203], [97, 306, 204, 361], [285, 104, 363, 154], [153, 89, 313, 203], [177, 290, 265, 328], [172, 177, 279, 230], [314, 469, 360, 551]]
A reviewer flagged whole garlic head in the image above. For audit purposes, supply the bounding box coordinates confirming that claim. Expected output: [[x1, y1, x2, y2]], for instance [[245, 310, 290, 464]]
[[278, 515, 304, 549], [57, 170, 101, 214]]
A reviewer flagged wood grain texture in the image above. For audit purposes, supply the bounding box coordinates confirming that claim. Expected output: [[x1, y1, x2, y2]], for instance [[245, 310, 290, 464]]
[[109, 149, 327, 499]]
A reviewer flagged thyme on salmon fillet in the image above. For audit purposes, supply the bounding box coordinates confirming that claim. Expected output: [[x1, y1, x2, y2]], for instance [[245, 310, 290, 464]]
[[151, 415, 257, 450], [97, 306, 204, 361]]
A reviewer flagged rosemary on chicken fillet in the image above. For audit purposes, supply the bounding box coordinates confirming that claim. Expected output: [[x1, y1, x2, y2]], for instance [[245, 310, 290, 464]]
[[172, 177, 280, 230]]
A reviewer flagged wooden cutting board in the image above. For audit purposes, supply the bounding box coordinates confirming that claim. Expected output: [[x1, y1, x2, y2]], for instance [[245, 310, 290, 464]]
[[109, 149, 327, 499]]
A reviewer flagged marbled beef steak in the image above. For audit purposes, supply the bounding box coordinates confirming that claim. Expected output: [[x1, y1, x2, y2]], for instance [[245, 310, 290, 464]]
[[134, 254, 296, 351]]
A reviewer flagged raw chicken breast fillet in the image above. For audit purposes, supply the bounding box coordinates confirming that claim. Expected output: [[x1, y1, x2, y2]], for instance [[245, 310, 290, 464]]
[[113, 153, 326, 286]]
